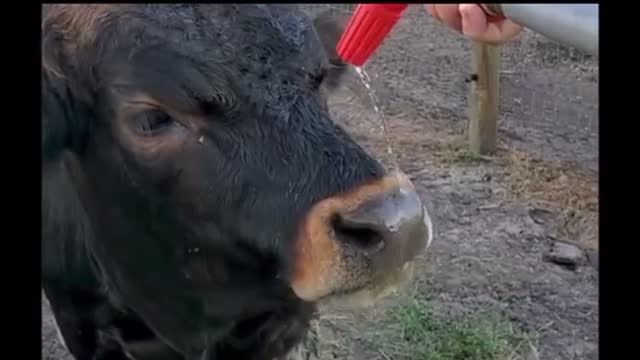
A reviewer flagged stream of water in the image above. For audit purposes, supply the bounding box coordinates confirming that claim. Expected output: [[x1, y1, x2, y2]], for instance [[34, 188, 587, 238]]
[[353, 66, 399, 171]]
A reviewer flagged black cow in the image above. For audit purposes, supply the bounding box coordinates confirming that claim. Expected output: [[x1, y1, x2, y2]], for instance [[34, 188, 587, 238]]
[[42, 4, 433, 360]]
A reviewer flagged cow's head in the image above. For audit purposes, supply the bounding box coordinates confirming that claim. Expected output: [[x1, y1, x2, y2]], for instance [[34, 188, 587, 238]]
[[42, 4, 433, 357]]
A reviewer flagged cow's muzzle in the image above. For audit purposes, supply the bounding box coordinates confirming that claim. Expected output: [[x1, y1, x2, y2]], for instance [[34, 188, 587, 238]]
[[290, 171, 433, 303]]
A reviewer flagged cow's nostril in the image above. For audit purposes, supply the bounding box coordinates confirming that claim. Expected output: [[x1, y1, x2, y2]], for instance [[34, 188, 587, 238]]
[[327, 178, 430, 269], [331, 214, 386, 255]]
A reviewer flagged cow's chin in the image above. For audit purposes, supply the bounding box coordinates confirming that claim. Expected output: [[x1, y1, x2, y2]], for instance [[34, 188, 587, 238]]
[[314, 261, 416, 312]]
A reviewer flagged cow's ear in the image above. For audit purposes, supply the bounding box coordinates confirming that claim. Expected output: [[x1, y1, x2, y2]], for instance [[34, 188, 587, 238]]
[[42, 25, 97, 281], [42, 27, 93, 162], [312, 10, 351, 92]]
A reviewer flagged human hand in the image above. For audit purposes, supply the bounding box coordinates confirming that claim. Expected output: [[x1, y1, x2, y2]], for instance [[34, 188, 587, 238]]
[[426, 4, 523, 44]]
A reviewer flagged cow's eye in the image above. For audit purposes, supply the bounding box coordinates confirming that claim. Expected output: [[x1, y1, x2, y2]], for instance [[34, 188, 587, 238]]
[[133, 110, 175, 137]]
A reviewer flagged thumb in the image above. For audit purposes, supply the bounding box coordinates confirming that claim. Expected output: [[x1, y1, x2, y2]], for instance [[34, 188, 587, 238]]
[[459, 4, 490, 38]]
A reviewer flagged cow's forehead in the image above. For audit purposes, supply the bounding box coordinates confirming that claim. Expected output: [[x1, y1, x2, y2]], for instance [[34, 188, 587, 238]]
[[129, 4, 324, 71], [136, 5, 315, 48], [219, 4, 323, 64], [102, 4, 326, 120], [253, 5, 310, 49]]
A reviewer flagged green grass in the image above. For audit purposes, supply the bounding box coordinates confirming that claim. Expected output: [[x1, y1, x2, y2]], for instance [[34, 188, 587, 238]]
[[451, 149, 494, 164], [437, 140, 495, 165], [385, 297, 523, 360]]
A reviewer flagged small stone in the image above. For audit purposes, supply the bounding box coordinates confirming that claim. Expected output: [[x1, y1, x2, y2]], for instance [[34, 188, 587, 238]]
[[529, 207, 553, 225], [557, 174, 569, 184], [546, 241, 585, 269], [503, 223, 523, 237], [477, 203, 500, 211]]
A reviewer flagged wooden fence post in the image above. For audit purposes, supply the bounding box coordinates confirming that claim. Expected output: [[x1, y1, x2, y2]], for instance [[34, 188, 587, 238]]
[[469, 41, 500, 155]]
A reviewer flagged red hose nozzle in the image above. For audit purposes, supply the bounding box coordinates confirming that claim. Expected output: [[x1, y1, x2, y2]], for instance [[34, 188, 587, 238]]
[[336, 4, 408, 67]]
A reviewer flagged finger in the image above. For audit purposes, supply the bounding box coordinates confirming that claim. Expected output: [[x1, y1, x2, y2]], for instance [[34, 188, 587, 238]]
[[459, 4, 490, 38], [460, 4, 523, 43], [432, 4, 463, 33], [495, 20, 524, 40], [472, 20, 523, 44]]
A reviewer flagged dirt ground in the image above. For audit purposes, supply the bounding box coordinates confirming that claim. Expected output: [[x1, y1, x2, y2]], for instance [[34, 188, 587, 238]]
[[41, 5, 598, 360]]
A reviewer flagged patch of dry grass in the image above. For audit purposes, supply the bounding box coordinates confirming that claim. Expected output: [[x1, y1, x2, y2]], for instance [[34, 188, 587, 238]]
[[498, 148, 599, 250], [500, 150, 597, 212], [397, 132, 599, 250]]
